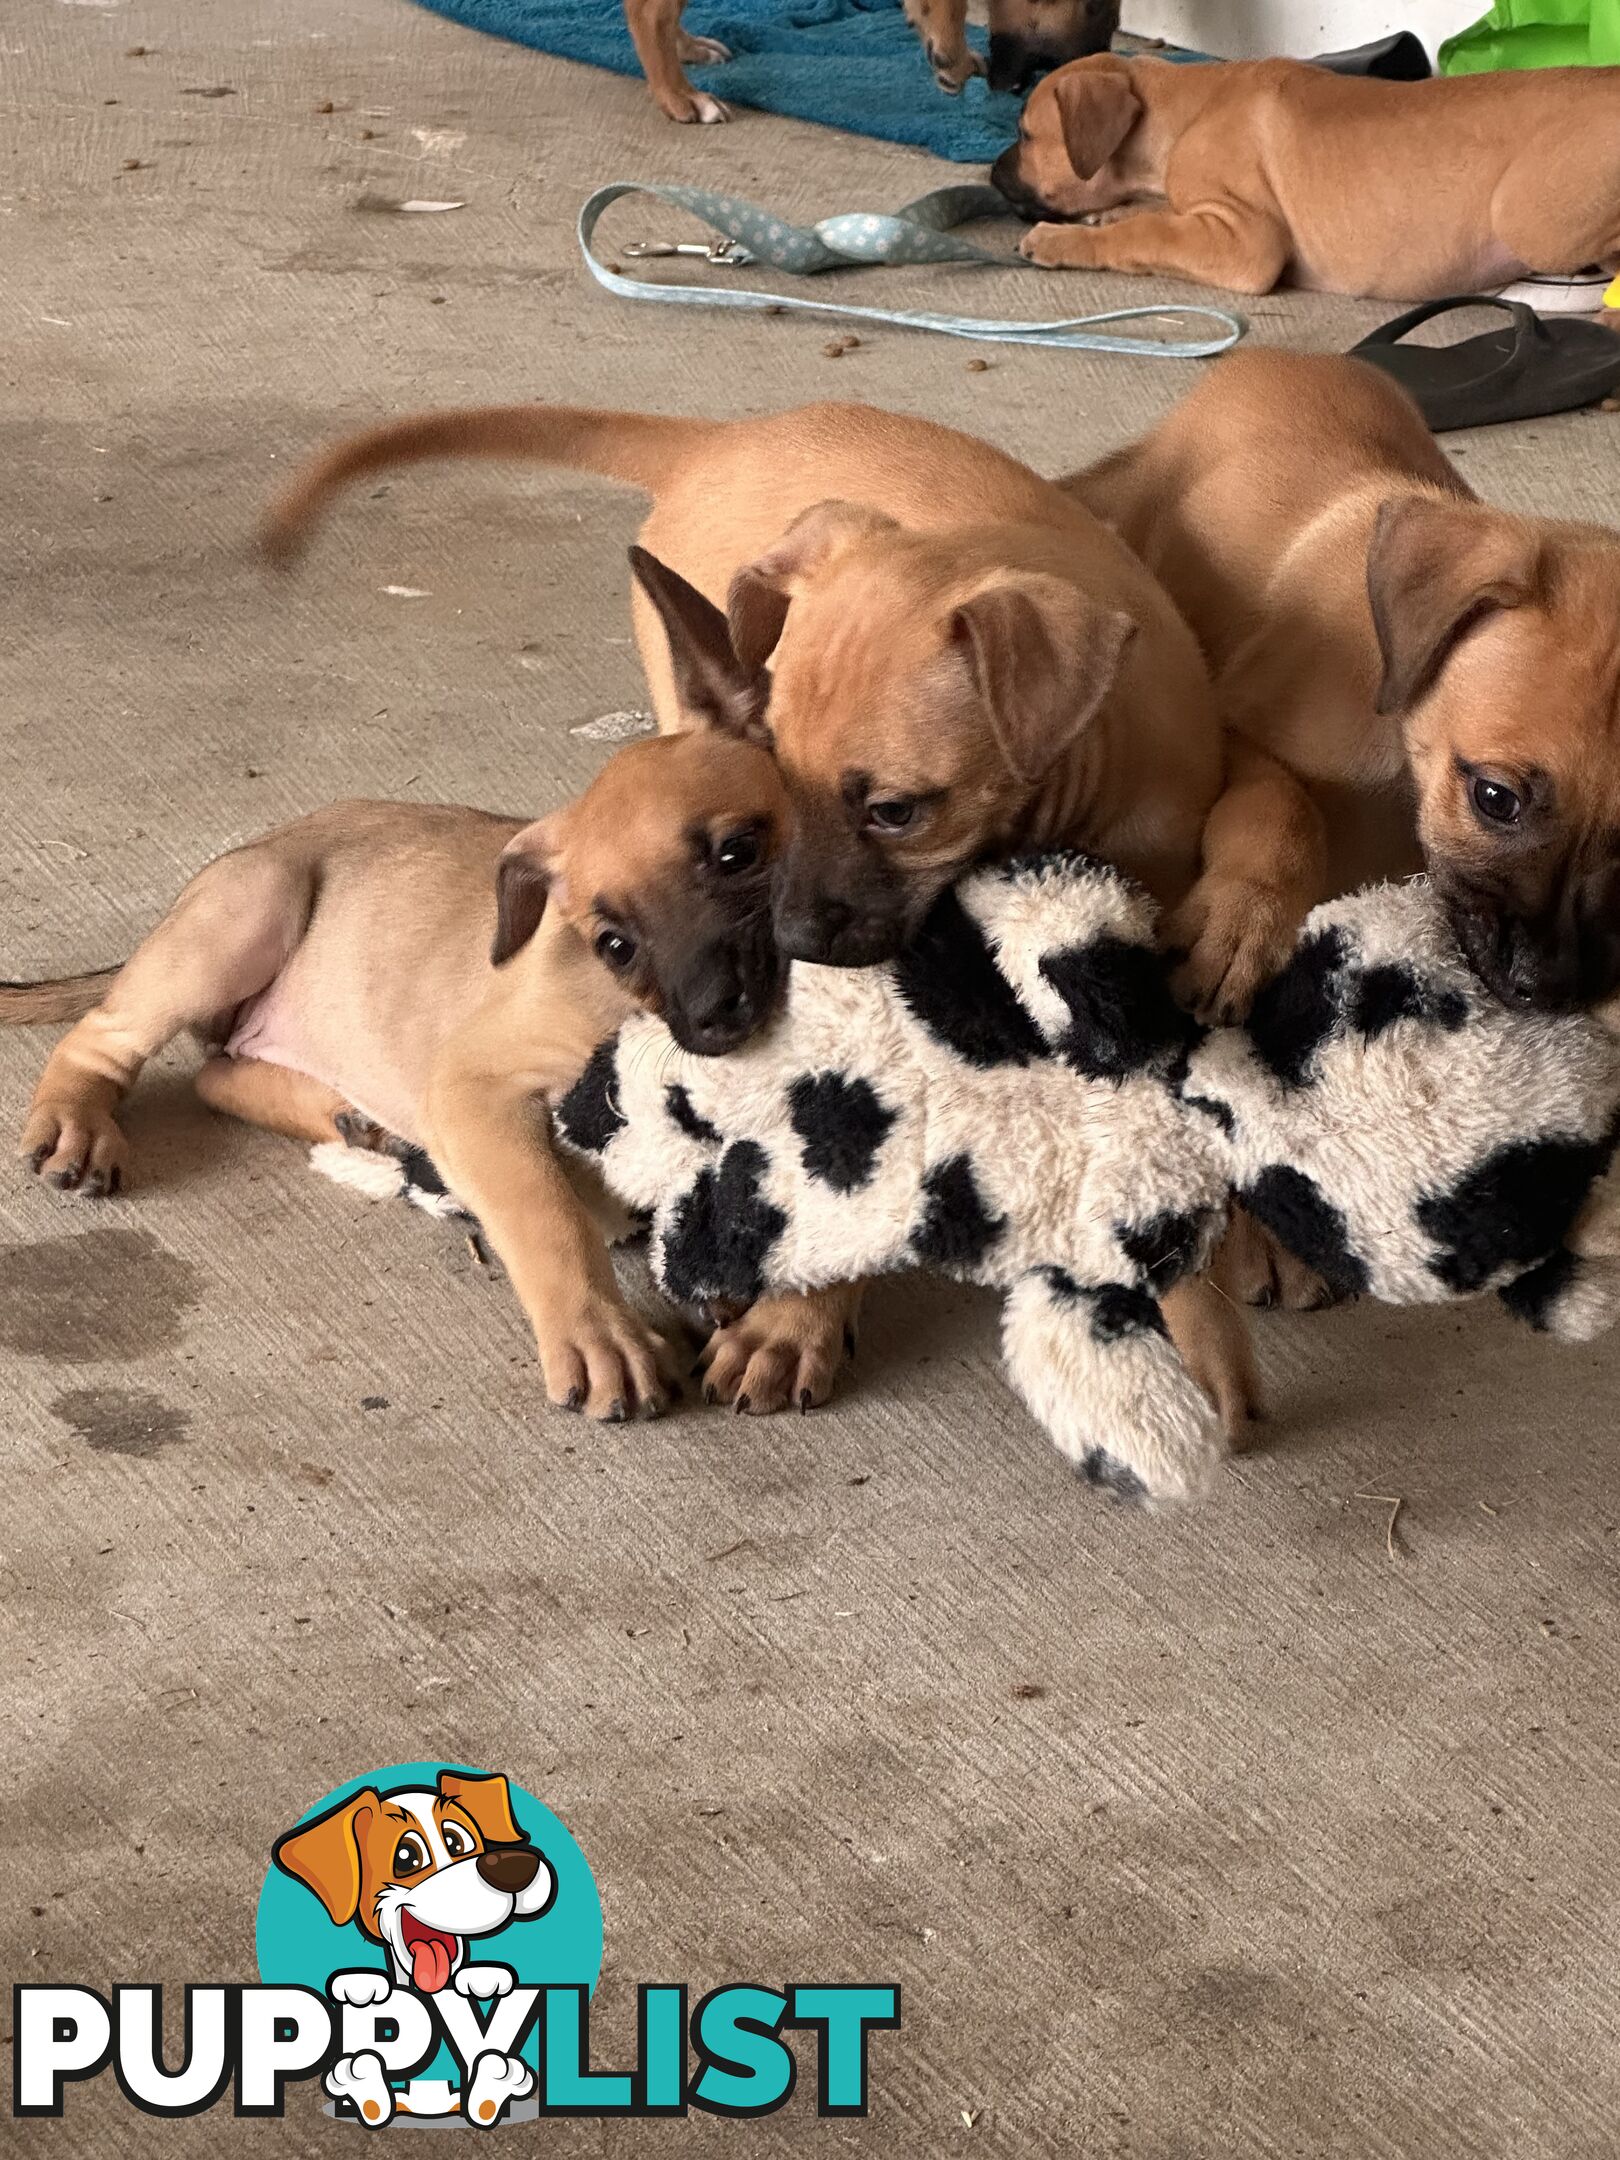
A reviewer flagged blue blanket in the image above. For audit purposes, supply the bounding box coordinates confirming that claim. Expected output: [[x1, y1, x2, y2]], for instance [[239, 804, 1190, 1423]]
[[416, 0, 1030, 162]]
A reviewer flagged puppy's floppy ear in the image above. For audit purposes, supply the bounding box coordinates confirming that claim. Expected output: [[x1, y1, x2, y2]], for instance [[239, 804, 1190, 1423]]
[[951, 573, 1137, 785], [491, 815, 562, 967], [438, 1769, 525, 1846], [1367, 495, 1539, 716], [272, 1789, 380, 1927], [726, 500, 902, 671], [628, 546, 771, 745], [1053, 58, 1142, 179]]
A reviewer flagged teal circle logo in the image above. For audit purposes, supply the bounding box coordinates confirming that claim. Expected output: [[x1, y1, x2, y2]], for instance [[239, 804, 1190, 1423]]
[[256, 1761, 601, 2093]]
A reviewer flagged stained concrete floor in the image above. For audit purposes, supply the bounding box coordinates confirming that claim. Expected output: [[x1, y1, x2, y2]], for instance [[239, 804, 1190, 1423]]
[[4, 2, 1620, 2152]]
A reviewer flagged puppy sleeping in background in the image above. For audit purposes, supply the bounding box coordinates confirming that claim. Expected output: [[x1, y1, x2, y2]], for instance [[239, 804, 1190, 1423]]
[[626, 0, 1118, 122], [995, 52, 1620, 296], [3, 578, 793, 1423]]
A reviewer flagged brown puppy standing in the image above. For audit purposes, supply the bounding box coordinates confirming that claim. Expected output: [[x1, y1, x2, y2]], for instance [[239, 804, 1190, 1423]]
[[994, 53, 1620, 296], [263, 396, 1262, 1434], [5, 657, 792, 1422], [1068, 349, 1620, 1025], [621, 0, 1119, 117]]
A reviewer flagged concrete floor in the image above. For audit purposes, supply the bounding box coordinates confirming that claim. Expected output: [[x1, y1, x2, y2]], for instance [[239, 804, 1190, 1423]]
[[5, 2, 1620, 2151]]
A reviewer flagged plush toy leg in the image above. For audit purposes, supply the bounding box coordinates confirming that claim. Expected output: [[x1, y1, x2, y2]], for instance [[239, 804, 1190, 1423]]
[[1000, 1270, 1226, 1504]]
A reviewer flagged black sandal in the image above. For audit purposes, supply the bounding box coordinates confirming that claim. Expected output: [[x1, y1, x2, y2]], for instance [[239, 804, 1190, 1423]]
[[1351, 295, 1620, 431]]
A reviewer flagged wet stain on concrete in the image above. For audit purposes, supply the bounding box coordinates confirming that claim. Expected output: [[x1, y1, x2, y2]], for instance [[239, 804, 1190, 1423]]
[[0, 1227, 201, 1363], [51, 1385, 191, 1457]]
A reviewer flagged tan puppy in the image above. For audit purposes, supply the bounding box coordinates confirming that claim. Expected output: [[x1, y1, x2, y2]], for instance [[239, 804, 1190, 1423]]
[[1069, 349, 1620, 1024], [5, 677, 796, 1421], [994, 53, 1620, 296], [261, 395, 1260, 1431]]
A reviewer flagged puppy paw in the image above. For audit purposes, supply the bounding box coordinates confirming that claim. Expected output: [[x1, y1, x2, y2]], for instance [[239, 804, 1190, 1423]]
[[1017, 222, 1084, 270], [1214, 1210, 1338, 1313], [700, 1292, 853, 1415], [655, 86, 731, 124], [678, 30, 733, 63], [1165, 879, 1300, 1025], [455, 1965, 513, 2001], [928, 43, 984, 91], [326, 2050, 394, 2127], [19, 1100, 128, 1196], [464, 2052, 533, 2129], [539, 1300, 685, 1421], [330, 1969, 394, 2008]]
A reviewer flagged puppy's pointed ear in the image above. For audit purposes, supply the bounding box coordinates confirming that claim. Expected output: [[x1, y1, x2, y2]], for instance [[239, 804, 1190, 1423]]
[[726, 500, 902, 671], [438, 1769, 524, 1846], [272, 1789, 379, 1927], [1367, 495, 1538, 716], [1053, 59, 1142, 178], [491, 815, 562, 967], [951, 573, 1137, 786], [628, 545, 770, 745]]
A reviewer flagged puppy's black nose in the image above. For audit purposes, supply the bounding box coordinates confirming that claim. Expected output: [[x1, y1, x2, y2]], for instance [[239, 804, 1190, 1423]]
[[477, 1847, 540, 1893], [776, 897, 854, 963]]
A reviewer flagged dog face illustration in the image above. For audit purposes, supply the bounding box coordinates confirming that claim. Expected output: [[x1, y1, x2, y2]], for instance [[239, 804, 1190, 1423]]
[[273, 1770, 556, 1993]]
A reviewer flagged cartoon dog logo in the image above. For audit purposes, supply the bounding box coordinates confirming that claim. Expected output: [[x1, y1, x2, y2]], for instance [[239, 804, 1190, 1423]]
[[273, 1769, 556, 2126]]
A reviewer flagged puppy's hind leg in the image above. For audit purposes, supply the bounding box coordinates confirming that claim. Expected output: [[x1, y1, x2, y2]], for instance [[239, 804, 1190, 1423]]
[[625, 0, 730, 123], [19, 847, 314, 1195], [194, 1056, 354, 1146]]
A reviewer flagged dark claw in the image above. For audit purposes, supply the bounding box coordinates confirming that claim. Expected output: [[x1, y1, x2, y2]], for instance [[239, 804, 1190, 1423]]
[[47, 1165, 82, 1191], [734, 1393, 751, 1416], [1253, 1286, 1276, 1310], [81, 1171, 107, 1198], [607, 1398, 627, 1424], [28, 1144, 51, 1173], [107, 1165, 122, 1195], [564, 1386, 583, 1412], [703, 1383, 719, 1407], [798, 1388, 813, 1415], [843, 1326, 858, 1359]]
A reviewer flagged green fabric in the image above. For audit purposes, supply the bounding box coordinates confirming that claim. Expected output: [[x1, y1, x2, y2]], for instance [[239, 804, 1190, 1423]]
[[1440, 0, 1620, 72]]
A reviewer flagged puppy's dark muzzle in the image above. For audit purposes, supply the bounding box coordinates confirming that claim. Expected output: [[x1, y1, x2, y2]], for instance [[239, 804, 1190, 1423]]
[[989, 144, 1042, 218], [668, 937, 782, 1055], [987, 34, 1063, 95], [477, 1846, 541, 1893], [1443, 889, 1620, 1014], [775, 895, 908, 970]]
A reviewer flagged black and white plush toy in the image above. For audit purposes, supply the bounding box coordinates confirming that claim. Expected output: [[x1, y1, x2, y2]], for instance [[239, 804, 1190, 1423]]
[[321, 855, 1620, 1504]]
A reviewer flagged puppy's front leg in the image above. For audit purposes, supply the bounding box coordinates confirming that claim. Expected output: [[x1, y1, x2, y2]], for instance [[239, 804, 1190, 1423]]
[[1164, 738, 1327, 1025], [624, 0, 730, 123], [903, 0, 983, 91], [700, 1282, 863, 1415], [427, 1069, 684, 1421], [1020, 205, 1288, 294]]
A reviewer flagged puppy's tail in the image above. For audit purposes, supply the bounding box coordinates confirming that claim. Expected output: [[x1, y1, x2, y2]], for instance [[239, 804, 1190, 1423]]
[[261, 404, 719, 567], [0, 970, 119, 1025]]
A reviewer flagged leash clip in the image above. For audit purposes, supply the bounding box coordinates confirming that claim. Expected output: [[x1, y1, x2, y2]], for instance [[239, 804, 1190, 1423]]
[[621, 236, 747, 264]]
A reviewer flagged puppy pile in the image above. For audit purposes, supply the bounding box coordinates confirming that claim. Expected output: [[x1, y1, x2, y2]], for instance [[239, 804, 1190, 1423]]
[[331, 853, 1620, 1505]]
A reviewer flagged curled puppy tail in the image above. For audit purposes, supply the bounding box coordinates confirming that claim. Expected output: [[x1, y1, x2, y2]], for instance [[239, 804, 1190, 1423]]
[[0, 969, 120, 1025], [260, 403, 718, 566]]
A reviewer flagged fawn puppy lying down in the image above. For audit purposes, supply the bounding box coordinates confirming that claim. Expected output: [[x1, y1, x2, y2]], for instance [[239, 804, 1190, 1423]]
[[4, 656, 790, 1422]]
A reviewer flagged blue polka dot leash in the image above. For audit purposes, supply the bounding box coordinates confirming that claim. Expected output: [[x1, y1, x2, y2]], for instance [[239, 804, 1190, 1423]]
[[579, 180, 1245, 358]]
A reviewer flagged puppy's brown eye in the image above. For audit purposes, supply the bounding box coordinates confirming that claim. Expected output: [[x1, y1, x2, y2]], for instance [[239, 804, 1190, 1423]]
[[714, 830, 761, 875], [393, 1834, 428, 1876], [442, 1823, 473, 1857], [596, 928, 637, 969], [866, 798, 918, 834], [1472, 776, 1522, 827]]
